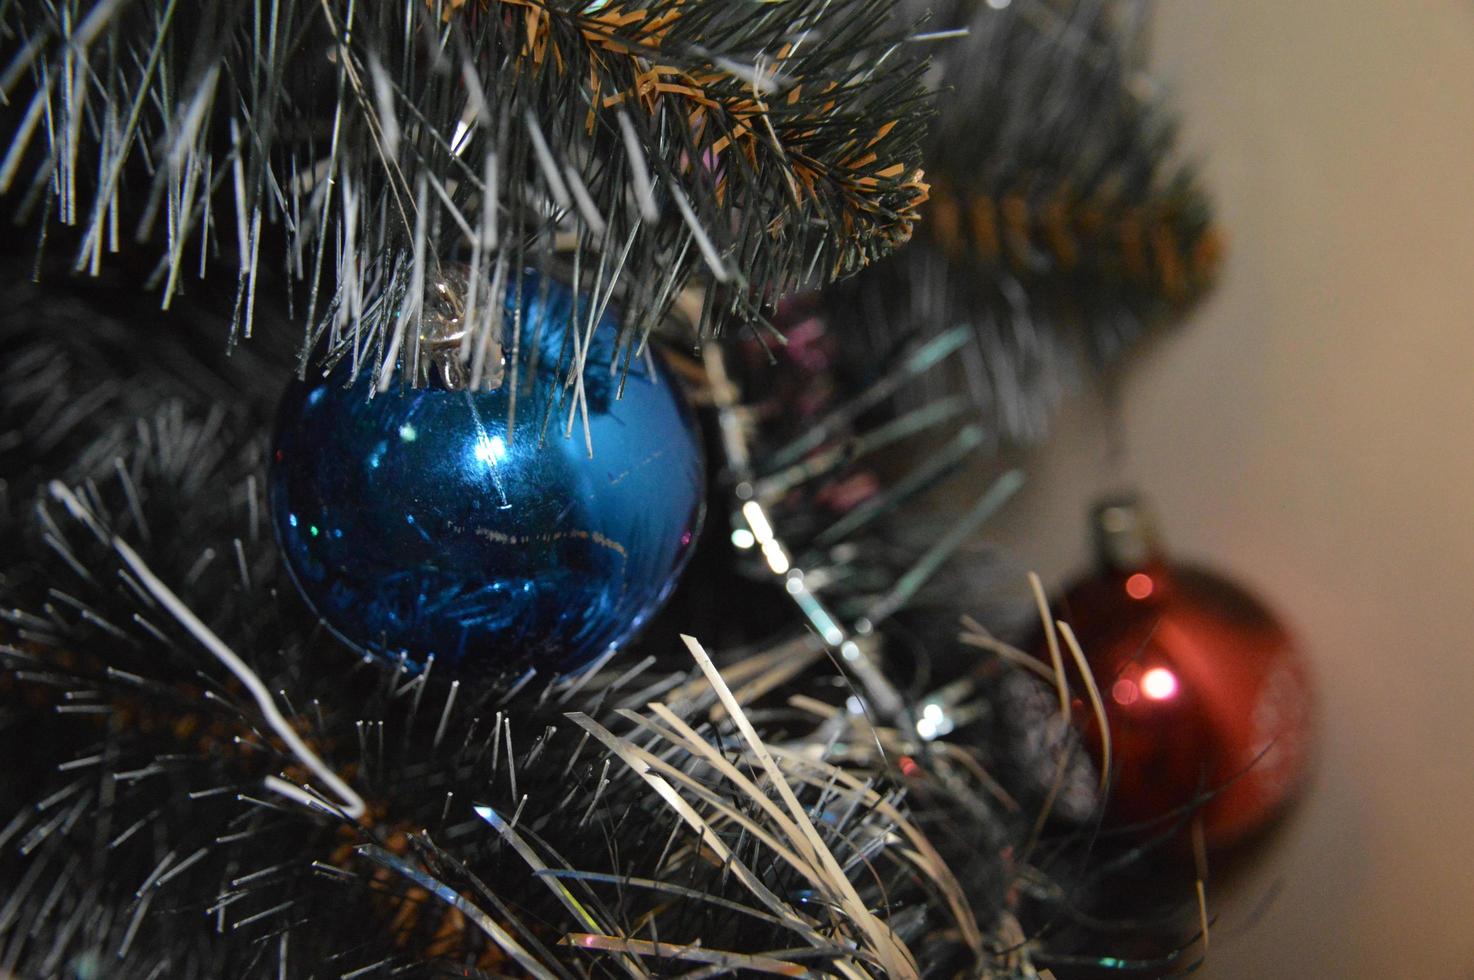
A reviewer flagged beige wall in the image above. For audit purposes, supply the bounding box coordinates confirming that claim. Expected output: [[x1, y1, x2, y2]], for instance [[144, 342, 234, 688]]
[[987, 2, 1474, 976]]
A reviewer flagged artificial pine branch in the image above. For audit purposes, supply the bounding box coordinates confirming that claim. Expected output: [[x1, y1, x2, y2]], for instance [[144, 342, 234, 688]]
[[1, 0, 930, 392], [825, 0, 1221, 442]]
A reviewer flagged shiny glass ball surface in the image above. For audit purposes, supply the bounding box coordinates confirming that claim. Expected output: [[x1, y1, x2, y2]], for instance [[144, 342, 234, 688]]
[[269, 273, 704, 679]]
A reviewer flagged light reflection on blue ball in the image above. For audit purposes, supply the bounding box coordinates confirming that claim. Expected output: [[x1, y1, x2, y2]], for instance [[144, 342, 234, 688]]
[[269, 272, 705, 679]]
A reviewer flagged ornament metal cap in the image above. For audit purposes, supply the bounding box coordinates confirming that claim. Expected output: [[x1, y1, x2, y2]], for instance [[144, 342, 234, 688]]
[[1090, 492, 1161, 572], [418, 265, 505, 391]]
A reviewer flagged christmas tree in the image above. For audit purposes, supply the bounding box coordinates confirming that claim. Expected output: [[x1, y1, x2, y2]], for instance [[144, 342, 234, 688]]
[[1, 1, 1219, 976]]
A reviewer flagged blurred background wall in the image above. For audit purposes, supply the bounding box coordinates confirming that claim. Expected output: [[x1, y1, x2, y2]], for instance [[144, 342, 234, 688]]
[[985, 2, 1474, 975]]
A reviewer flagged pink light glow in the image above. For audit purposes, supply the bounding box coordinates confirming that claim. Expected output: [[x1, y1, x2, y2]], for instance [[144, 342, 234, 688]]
[[1141, 667, 1179, 701], [1111, 678, 1140, 706]]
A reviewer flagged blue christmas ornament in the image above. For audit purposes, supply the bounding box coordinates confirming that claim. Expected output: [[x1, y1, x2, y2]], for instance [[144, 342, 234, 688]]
[[269, 270, 704, 679]]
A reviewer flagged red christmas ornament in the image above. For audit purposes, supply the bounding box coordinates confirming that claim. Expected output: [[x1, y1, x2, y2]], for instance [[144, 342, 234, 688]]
[[1045, 495, 1314, 851]]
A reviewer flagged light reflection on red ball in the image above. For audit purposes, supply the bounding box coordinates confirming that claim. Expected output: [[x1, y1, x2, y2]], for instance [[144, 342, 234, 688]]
[[1045, 562, 1314, 851]]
